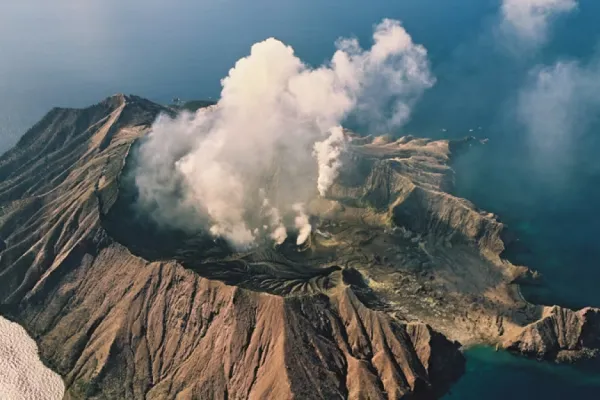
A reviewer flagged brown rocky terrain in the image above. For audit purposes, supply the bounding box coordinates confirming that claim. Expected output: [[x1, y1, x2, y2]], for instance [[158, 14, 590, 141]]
[[0, 94, 598, 399], [504, 306, 600, 363]]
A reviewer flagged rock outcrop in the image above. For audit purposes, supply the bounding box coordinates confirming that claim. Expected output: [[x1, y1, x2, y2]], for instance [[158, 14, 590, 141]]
[[504, 306, 600, 363], [328, 135, 505, 256]]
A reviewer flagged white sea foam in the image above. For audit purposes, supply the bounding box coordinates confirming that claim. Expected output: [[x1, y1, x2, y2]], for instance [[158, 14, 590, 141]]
[[0, 316, 64, 400]]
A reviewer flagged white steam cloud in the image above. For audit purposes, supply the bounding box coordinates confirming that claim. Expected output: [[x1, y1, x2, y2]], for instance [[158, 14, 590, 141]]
[[293, 203, 312, 246], [501, 0, 577, 45], [135, 19, 434, 248], [314, 126, 347, 197], [260, 190, 288, 245]]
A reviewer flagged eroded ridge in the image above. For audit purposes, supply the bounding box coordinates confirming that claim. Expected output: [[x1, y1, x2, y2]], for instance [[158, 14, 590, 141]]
[[0, 96, 597, 399]]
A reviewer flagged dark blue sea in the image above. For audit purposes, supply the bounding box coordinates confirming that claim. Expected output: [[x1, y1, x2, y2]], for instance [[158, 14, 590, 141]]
[[2, 1, 600, 397]]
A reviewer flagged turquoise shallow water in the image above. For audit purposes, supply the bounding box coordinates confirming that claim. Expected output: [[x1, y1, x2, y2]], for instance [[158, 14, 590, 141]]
[[2, 0, 600, 397]]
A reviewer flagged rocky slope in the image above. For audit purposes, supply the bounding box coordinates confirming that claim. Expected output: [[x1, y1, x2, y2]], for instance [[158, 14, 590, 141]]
[[504, 306, 600, 363], [0, 95, 598, 399], [0, 95, 464, 399], [316, 133, 600, 360]]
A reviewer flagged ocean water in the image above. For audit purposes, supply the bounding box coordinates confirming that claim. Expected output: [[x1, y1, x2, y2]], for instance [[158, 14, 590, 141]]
[[1, 0, 600, 398], [442, 346, 600, 400], [0, 317, 64, 400]]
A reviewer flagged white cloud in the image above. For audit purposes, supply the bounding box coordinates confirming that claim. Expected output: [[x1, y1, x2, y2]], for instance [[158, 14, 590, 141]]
[[518, 58, 600, 164], [501, 0, 577, 45]]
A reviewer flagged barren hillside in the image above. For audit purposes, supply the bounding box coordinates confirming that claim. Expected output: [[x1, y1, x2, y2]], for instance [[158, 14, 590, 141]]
[[0, 95, 597, 399]]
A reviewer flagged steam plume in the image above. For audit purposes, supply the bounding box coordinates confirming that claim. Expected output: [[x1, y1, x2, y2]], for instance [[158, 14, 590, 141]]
[[293, 203, 312, 246], [134, 19, 433, 248], [314, 126, 347, 197], [260, 190, 288, 245]]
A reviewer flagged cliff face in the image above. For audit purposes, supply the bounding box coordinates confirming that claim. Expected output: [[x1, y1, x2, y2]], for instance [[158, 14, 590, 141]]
[[0, 95, 464, 399], [0, 95, 166, 304], [1, 95, 598, 399], [504, 306, 600, 363], [311, 134, 600, 361], [328, 136, 505, 256]]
